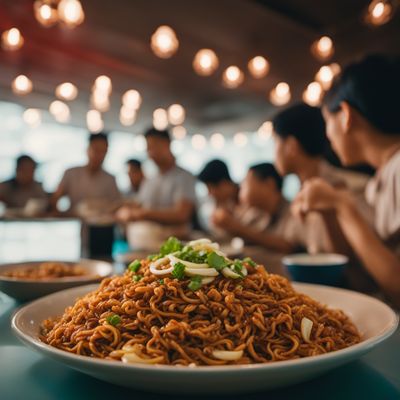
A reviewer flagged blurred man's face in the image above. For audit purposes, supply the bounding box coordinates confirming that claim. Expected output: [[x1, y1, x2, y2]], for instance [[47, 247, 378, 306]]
[[87, 139, 108, 170], [322, 105, 361, 166], [16, 160, 35, 185], [273, 133, 292, 177], [206, 181, 233, 204], [146, 136, 170, 166], [239, 171, 279, 212], [128, 165, 144, 189]]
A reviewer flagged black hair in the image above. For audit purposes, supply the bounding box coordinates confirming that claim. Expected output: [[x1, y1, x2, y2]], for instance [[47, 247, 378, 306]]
[[249, 163, 283, 191], [198, 159, 232, 185], [323, 54, 400, 134], [127, 159, 142, 169], [16, 154, 36, 169], [144, 127, 171, 142], [272, 103, 327, 156], [88, 132, 108, 144]]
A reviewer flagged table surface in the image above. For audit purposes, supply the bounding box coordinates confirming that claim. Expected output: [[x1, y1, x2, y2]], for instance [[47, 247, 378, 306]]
[[1, 292, 399, 400]]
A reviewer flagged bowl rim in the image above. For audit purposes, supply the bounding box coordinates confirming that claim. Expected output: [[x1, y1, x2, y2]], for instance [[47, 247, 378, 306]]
[[282, 253, 349, 266]]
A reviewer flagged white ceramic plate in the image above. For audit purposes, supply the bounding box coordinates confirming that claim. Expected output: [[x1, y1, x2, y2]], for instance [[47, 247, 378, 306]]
[[0, 260, 113, 301], [12, 283, 398, 394]]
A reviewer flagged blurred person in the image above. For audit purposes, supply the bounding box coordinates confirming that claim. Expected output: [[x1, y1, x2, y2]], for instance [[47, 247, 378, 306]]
[[50, 133, 121, 214], [272, 102, 371, 253], [198, 159, 239, 208], [116, 128, 196, 238], [126, 159, 144, 200], [212, 163, 304, 253], [292, 55, 400, 306], [0, 154, 47, 209]]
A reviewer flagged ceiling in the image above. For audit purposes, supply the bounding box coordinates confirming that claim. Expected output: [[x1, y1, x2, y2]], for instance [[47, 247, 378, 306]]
[[0, 0, 399, 136]]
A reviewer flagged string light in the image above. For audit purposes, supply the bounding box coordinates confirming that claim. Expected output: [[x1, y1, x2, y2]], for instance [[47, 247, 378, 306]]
[[222, 66, 244, 89], [34, 1, 58, 27], [172, 126, 187, 140], [122, 90, 142, 110], [1, 28, 24, 51], [23, 109, 41, 128], [311, 36, 334, 61], [49, 100, 70, 123], [168, 104, 185, 125], [303, 82, 323, 106], [248, 56, 269, 79], [269, 82, 291, 106], [191, 134, 207, 150], [119, 106, 136, 126], [150, 25, 179, 59], [12, 75, 33, 95], [315, 63, 341, 90], [87, 110, 103, 133], [58, 0, 85, 28], [193, 49, 219, 76], [153, 108, 169, 130], [210, 133, 225, 149], [365, 0, 394, 25], [94, 75, 112, 95], [55, 82, 78, 101], [233, 132, 248, 147], [258, 121, 273, 140]]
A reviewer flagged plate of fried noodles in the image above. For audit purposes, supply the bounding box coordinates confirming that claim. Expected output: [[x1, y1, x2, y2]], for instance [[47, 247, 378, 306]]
[[12, 238, 398, 394]]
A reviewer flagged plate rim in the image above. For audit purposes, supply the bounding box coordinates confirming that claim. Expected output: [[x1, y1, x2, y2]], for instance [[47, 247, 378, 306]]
[[11, 282, 399, 373]]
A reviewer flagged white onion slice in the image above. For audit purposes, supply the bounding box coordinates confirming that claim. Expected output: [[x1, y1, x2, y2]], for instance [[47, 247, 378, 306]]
[[301, 317, 313, 343], [149, 256, 173, 275], [241, 266, 248, 276], [188, 238, 212, 246], [122, 352, 164, 365], [185, 267, 219, 277], [201, 277, 215, 285], [168, 254, 208, 269], [212, 350, 243, 361], [221, 267, 241, 279]]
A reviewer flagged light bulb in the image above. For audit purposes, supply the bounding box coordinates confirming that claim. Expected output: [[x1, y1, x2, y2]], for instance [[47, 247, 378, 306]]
[[248, 56, 269, 79], [365, 0, 393, 25], [269, 82, 291, 106], [222, 66, 244, 89], [210, 133, 225, 149], [191, 134, 207, 150], [34, 1, 58, 27], [23, 109, 41, 128], [55, 82, 78, 101], [172, 126, 187, 140], [258, 121, 273, 140], [153, 108, 169, 130], [303, 82, 323, 106], [233, 132, 248, 147], [12, 75, 33, 95], [87, 110, 103, 133], [193, 49, 219, 76], [94, 75, 112, 94], [167, 104, 185, 125], [122, 90, 142, 109], [2, 28, 24, 51], [311, 36, 334, 61], [151, 25, 179, 59], [58, 0, 85, 28]]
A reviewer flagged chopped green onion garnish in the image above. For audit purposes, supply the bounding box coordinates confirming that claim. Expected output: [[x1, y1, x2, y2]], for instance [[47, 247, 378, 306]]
[[207, 252, 227, 271], [133, 275, 143, 282], [158, 278, 164, 285], [106, 314, 121, 326], [160, 236, 183, 256], [233, 260, 244, 276], [243, 257, 257, 267], [172, 262, 186, 280], [128, 259, 141, 272], [188, 275, 202, 291]]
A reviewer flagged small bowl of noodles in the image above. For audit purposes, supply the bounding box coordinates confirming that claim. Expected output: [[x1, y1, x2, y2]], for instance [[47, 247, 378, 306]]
[[0, 259, 113, 301]]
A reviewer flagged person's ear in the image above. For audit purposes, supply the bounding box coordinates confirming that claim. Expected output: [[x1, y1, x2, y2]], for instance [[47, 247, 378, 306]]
[[339, 101, 353, 134], [286, 136, 300, 156]]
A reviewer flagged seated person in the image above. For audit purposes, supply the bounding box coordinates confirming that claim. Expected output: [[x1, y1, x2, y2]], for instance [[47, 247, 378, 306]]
[[0, 154, 47, 209], [212, 163, 305, 254], [198, 159, 240, 237], [50, 133, 121, 215], [292, 55, 400, 306], [272, 102, 372, 253], [116, 128, 196, 238], [125, 158, 144, 200], [198, 159, 239, 208]]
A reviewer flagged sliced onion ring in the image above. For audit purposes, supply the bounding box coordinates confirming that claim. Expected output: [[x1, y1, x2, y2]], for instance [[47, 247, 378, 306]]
[[168, 254, 208, 269], [149, 256, 173, 275], [122, 352, 164, 365], [212, 350, 243, 361], [221, 267, 241, 279], [185, 267, 219, 277], [301, 317, 314, 343]]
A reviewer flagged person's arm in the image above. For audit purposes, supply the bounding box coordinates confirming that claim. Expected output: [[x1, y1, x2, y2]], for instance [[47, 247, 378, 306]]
[[212, 208, 296, 253], [116, 199, 194, 225], [49, 175, 68, 212], [294, 178, 400, 306]]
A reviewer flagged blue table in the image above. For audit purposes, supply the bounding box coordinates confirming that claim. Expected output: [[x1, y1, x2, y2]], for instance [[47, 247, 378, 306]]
[[1, 291, 399, 400]]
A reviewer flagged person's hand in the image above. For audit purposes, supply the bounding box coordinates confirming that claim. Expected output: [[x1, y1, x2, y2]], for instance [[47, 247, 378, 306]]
[[292, 178, 340, 218], [115, 206, 132, 223], [212, 208, 238, 232]]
